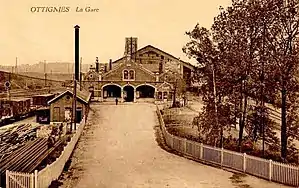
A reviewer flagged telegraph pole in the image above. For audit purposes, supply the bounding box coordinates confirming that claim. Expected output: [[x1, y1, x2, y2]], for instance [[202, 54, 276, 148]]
[[15, 57, 18, 74], [80, 57, 82, 91], [44, 60, 47, 87]]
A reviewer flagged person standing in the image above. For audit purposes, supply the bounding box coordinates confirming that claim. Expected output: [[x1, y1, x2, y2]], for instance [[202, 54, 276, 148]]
[[115, 98, 118, 105]]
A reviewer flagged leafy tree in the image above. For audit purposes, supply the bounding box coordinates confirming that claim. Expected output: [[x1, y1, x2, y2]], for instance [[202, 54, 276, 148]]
[[263, 0, 299, 159], [184, 0, 299, 160]]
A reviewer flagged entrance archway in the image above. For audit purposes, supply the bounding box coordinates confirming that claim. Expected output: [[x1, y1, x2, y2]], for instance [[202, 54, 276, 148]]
[[102, 84, 121, 98], [136, 85, 155, 98], [123, 85, 134, 102]]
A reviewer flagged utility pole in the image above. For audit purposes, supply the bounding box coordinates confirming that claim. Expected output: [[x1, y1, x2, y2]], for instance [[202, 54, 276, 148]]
[[15, 57, 18, 74], [44, 60, 47, 87], [8, 68, 12, 101], [80, 57, 82, 91], [172, 78, 177, 107]]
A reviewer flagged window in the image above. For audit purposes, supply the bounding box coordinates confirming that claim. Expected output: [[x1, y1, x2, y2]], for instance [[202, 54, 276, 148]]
[[123, 70, 129, 79], [123, 69, 135, 80], [129, 70, 134, 79]]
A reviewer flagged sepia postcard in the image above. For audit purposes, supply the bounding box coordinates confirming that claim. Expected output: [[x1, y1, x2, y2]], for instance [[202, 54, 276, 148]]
[[0, 0, 298, 187]]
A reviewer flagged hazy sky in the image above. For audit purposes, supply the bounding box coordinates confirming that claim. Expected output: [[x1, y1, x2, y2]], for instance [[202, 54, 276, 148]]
[[0, 0, 232, 66]]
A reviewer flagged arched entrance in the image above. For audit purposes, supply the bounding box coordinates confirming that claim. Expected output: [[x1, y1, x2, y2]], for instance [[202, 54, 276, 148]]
[[136, 85, 155, 98], [102, 84, 121, 99], [123, 85, 134, 102]]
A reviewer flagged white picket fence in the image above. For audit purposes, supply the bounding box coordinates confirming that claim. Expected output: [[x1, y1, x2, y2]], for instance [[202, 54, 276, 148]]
[[156, 105, 299, 187], [5, 170, 37, 188], [5, 116, 86, 188], [37, 117, 86, 188]]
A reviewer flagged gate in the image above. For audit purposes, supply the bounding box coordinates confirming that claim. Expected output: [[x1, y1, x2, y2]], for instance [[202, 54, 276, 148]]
[[6, 170, 37, 188]]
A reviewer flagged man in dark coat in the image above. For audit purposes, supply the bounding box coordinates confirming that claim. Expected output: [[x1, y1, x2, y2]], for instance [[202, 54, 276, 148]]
[[115, 98, 118, 105]]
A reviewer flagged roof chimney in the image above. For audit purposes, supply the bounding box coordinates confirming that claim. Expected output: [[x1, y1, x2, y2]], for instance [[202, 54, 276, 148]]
[[95, 57, 99, 73], [124, 37, 138, 61], [109, 59, 112, 70]]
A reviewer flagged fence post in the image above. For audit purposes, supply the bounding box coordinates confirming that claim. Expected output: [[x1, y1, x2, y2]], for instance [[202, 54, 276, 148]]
[[200, 143, 203, 160], [34, 170, 38, 188], [5, 171, 8, 188], [243, 153, 246, 172], [31, 172, 34, 188], [221, 147, 224, 167], [269, 160, 272, 181], [170, 134, 173, 148], [184, 138, 187, 154]]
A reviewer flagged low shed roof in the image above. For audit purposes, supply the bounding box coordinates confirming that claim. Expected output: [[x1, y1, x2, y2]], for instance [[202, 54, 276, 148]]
[[47, 89, 91, 105]]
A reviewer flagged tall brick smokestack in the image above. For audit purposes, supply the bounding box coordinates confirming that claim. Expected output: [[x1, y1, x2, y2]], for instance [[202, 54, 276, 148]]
[[74, 25, 80, 81]]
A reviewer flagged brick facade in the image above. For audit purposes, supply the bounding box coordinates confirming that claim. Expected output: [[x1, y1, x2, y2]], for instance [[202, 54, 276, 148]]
[[82, 44, 195, 103]]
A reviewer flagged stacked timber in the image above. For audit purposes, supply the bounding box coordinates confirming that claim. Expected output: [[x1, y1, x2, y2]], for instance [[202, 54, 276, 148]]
[[0, 124, 39, 157], [0, 137, 64, 187]]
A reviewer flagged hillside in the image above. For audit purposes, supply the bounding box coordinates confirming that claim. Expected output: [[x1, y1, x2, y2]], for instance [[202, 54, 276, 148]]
[[0, 62, 91, 74], [0, 71, 65, 92]]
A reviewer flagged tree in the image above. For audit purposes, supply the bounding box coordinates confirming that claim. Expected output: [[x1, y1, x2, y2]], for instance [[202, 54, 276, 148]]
[[264, 0, 299, 160], [184, 0, 299, 160]]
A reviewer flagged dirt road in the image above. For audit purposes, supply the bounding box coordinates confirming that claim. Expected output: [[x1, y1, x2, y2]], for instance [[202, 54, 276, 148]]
[[59, 103, 290, 188]]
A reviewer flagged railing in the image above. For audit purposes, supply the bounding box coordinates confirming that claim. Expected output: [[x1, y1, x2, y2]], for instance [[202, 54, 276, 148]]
[[5, 116, 86, 188], [156, 105, 299, 187]]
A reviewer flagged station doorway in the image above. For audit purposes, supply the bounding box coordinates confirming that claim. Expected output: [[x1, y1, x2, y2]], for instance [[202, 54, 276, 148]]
[[123, 85, 134, 102], [102, 85, 121, 98], [136, 85, 155, 98]]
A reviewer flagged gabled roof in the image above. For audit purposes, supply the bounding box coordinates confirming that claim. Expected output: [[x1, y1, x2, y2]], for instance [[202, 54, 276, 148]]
[[157, 81, 174, 90], [47, 89, 91, 105], [102, 61, 156, 79], [111, 45, 196, 69]]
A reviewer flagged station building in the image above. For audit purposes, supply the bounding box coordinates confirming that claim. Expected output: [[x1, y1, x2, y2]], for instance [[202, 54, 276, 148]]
[[82, 37, 195, 103]]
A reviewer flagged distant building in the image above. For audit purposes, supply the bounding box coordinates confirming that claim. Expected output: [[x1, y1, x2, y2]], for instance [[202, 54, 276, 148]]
[[83, 37, 196, 102], [47, 89, 91, 124]]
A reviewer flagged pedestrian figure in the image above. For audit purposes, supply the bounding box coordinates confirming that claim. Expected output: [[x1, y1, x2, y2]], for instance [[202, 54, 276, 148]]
[[115, 98, 118, 105]]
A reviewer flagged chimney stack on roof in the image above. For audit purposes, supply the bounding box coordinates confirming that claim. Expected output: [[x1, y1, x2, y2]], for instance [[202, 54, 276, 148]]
[[109, 59, 112, 71], [95, 57, 99, 73]]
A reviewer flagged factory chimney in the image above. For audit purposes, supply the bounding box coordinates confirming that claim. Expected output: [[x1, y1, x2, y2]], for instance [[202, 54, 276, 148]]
[[74, 25, 80, 81]]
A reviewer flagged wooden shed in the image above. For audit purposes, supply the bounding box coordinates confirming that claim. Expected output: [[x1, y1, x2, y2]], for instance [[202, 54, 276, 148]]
[[47, 89, 91, 124]]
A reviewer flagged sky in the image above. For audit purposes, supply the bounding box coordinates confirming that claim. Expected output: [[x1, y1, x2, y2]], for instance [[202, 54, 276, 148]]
[[0, 0, 232, 66]]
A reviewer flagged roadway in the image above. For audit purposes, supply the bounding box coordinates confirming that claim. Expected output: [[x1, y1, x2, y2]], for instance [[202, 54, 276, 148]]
[[59, 103, 288, 188]]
